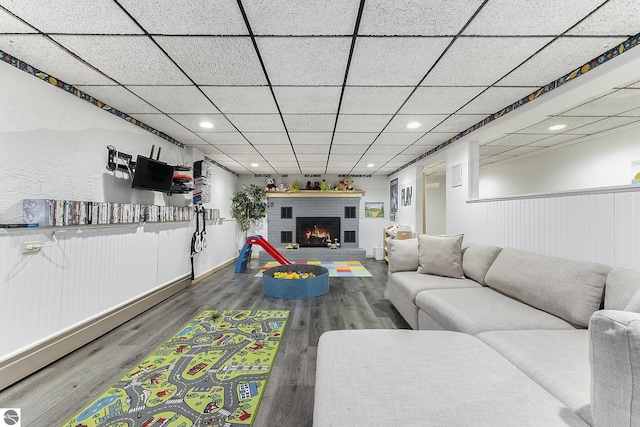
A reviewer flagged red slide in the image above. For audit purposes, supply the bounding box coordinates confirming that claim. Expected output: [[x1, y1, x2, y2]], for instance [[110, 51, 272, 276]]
[[246, 235, 292, 265]]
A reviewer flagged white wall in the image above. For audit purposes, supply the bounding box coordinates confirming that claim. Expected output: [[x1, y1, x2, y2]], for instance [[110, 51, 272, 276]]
[[0, 61, 238, 363], [238, 174, 391, 256], [425, 174, 446, 235], [479, 123, 640, 198]]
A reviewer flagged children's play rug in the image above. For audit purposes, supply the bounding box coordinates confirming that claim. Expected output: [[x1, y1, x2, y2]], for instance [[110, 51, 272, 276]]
[[255, 260, 372, 278], [62, 309, 289, 427]]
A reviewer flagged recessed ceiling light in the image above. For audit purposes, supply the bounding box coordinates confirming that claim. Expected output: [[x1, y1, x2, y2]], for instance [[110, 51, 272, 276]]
[[199, 121, 214, 129], [406, 121, 421, 129], [548, 124, 566, 131], [250, 163, 259, 167], [367, 163, 375, 167]]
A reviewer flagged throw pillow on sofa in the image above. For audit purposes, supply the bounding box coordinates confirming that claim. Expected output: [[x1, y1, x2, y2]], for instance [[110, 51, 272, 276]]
[[386, 238, 419, 273], [417, 234, 464, 278], [625, 291, 640, 313]]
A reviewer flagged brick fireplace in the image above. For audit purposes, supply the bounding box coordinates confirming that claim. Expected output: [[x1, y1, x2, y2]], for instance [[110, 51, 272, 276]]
[[259, 191, 366, 263]]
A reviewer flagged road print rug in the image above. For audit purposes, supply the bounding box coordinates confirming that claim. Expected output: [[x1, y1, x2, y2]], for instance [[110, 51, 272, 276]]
[[255, 260, 372, 278], [62, 309, 289, 427]]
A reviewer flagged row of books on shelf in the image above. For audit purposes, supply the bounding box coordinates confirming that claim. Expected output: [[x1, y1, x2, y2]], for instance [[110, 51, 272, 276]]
[[22, 199, 213, 227]]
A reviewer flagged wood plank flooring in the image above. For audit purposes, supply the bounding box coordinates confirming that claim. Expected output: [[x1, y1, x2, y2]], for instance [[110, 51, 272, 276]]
[[0, 258, 408, 426]]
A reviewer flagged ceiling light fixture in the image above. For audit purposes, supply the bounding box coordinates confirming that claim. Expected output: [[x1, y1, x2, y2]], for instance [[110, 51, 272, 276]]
[[250, 163, 259, 167], [367, 163, 375, 167], [199, 121, 214, 129], [406, 121, 421, 129], [548, 124, 566, 131]]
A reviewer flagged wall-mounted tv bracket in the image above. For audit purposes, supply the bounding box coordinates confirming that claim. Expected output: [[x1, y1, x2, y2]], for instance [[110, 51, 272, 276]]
[[106, 145, 136, 173]]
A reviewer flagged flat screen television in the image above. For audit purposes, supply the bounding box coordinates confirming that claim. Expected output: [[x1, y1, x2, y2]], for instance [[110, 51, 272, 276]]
[[132, 155, 174, 192]]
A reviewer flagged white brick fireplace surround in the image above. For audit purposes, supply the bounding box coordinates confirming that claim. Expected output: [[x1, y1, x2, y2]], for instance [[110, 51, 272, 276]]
[[259, 191, 367, 263]]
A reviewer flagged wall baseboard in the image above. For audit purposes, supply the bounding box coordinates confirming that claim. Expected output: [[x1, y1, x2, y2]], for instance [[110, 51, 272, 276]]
[[0, 275, 191, 392], [192, 258, 237, 284]]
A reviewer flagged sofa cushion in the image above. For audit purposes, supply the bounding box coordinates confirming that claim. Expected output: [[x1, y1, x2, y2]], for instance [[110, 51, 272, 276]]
[[386, 237, 419, 273], [589, 310, 640, 427], [314, 330, 589, 427], [484, 247, 610, 327], [462, 243, 502, 285], [415, 287, 575, 335], [604, 267, 640, 310], [626, 291, 640, 312], [477, 329, 592, 425], [417, 234, 464, 278], [388, 272, 481, 330]]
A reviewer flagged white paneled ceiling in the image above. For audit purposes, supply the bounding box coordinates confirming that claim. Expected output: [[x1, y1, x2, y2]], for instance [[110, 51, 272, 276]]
[[1, 0, 639, 176]]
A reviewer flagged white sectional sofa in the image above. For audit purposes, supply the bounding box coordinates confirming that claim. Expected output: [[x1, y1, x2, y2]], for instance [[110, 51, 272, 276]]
[[313, 235, 640, 427]]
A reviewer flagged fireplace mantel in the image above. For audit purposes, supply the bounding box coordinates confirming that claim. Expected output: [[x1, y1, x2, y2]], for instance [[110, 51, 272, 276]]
[[266, 190, 365, 198]]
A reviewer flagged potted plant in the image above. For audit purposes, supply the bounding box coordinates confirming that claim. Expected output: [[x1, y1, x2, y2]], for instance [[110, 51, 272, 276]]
[[230, 184, 267, 239]]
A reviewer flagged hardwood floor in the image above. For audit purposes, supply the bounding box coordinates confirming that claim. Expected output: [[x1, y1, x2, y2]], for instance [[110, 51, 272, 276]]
[[0, 258, 409, 426]]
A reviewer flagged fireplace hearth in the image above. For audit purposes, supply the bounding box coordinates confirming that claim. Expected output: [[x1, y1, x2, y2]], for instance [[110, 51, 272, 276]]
[[297, 217, 340, 247]]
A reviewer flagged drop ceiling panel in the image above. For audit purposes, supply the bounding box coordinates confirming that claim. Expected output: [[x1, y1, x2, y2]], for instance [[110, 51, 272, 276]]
[[565, 116, 640, 135], [401, 86, 487, 114], [463, 0, 607, 35], [257, 37, 350, 85], [283, 115, 336, 132], [51, 35, 190, 85], [130, 113, 197, 142], [75, 85, 160, 114], [431, 114, 488, 133], [201, 86, 278, 114], [359, 0, 485, 35], [422, 37, 554, 86], [360, 153, 400, 162], [504, 146, 546, 156], [0, 9, 36, 32], [498, 37, 627, 87], [154, 36, 266, 85], [341, 87, 414, 114], [376, 132, 423, 146], [567, 0, 640, 36], [619, 107, 640, 117], [401, 145, 436, 155], [330, 144, 370, 155], [244, 133, 290, 145], [274, 86, 341, 114], [414, 132, 458, 146], [0, 0, 143, 34], [480, 145, 515, 156], [292, 144, 329, 155], [218, 144, 259, 155], [171, 114, 237, 133], [0, 35, 114, 85], [127, 86, 217, 114], [386, 114, 449, 132], [289, 133, 333, 145], [348, 37, 452, 85], [225, 114, 286, 132], [252, 144, 295, 155], [198, 132, 249, 145], [486, 133, 554, 147], [528, 134, 581, 147], [335, 115, 393, 132], [332, 132, 378, 145], [458, 87, 538, 114], [393, 153, 423, 162], [560, 88, 640, 117], [118, 0, 247, 35], [515, 115, 606, 134], [243, 0, 360, 35], [297, 153, 328, 161], [367, 144, 411, 155]]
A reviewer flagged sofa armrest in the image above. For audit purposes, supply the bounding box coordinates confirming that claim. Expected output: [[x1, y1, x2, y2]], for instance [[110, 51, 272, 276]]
[[589, 310, 640, 426]]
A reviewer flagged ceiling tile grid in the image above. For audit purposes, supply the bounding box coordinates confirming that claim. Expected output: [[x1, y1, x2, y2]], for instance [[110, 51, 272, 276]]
[[1, 0, 639, 177]]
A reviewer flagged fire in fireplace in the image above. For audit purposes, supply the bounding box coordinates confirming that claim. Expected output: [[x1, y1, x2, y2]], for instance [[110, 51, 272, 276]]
[[297, 217, 340, 247]]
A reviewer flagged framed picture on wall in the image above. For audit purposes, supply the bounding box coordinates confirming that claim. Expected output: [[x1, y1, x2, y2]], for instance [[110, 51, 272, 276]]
[[365, 202, 385, 218], [390, 178, 398, 221]]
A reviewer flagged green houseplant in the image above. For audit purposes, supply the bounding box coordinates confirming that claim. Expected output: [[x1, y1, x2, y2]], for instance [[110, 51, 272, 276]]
[[230, 184, 267, 236]]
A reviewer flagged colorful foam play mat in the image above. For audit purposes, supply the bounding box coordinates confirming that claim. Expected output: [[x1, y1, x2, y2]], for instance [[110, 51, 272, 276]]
[[62, 309, 289, 427], [255, 260, 372, 278]]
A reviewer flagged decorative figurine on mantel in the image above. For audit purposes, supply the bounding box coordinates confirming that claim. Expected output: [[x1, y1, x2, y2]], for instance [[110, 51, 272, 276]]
[[265, 177, 277, 191], [335, 175, 354, 191], [320, 179, 329, 191]]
